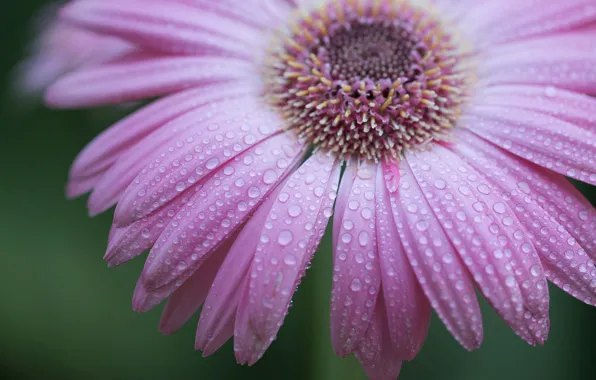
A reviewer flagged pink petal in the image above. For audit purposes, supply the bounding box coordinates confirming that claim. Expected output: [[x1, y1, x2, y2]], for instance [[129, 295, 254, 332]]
[[158, 237, 235, 335], [477, 32, 596, 93], [115, 98, 283, 225], [46, 55, 255, 108], [376, 163, 431, 360], [176, 0, 282, 30], [407, 147, 550, 345], [60, 0, 263, 58], [455, 131, 595, 257], [233, 153, 341, 365], [331, 161, 382, 357], [87, 95, 259, 215], [106, 206, 183, 268], [331, 159, 354, 251], [258, 0, 293, 24], [139, 133, 305, 299], [455, 130, 596, 305], [473, 85, 596, 128], [17, 8, 133, 95], [442, 0, 484, 17], [463, 105, 596, 185], [127, 135, 303, 311], [460, 0, 596, 47], [393, 161, 483, 350], [66, 174, 104, 199], [105, 98, 285, 266], [69, 83, 257, 193], [355, 299, 402, 380], [195, 186, 284, 355], [126, 136, 304, 311]]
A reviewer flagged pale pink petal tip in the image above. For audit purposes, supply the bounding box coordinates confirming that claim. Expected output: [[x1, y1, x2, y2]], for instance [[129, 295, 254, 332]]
[[17, 3, 132, 98]]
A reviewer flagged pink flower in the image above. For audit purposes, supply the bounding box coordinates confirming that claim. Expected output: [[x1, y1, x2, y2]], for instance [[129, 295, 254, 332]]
[[16, 1, 131, 96], [45, 0, 596, 378]]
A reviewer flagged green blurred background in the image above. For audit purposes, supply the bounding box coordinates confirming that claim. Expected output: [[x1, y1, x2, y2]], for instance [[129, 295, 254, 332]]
[[1, 1, 595, 379]]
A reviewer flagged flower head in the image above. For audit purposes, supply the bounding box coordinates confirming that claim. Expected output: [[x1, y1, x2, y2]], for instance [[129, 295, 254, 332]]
[[43, 0, 596, 379]]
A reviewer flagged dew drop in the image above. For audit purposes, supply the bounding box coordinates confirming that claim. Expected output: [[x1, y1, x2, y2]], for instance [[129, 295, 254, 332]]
[[342, 233, 353, 243], [493, 202, 506, 214], [434, 179, 447, 189], [278, 230, 294, 246], [284, 254, 297, 266], [350, 278, 362, 292], [263, 169, 278, 184], [530, 265, 541, 277], [358, 231, 370, 246], [505, 276, 516, 287], [206, 158, 220, 170], [248, 186, 261, 198], [288, 205, 302, 217]]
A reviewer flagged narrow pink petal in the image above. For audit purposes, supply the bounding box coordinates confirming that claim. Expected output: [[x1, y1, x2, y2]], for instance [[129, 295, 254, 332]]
[[66, 174, 104, 199], [173, 0, 278, 30], [125, 136, 304, 311], [259, 0, 293, 24], [455, 130, 596, 305], [201, 318, 236, 357], [477, 32, 596, 93], [376, 163, 431, 360], [158, 237, 234, 335], [17, 12, 133, 95], [430, 0, 481, 20], [331, 161, 381, 357], [105, 98, 283, 266], [140, 134, 305, 296], [233, 153, 341, 365], [132, 276, 149, 311], [455, 130, 596, 257], [463, 106, 596, 185], [115, 98, 283, 225], [460, 0, 596, 47], [195, 186, 283, 354], [355, 299, 402, 380], [87, 95, 259, 215], [105, 206, 181, 268], [408, 147, 550, 345], [46, 55, 255, 108], [18, 54, 71, 95], [393, 161, 483, 350], [61, 1, 263, 58], [331, 160, 354, 251], [473, 85, 596, 128], [69, 83, 257, 186]]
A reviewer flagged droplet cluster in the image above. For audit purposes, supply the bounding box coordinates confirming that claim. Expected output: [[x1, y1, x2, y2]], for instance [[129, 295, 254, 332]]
[[265, 0, 468, 160]]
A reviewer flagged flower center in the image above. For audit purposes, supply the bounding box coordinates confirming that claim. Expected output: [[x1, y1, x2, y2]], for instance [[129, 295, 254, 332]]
[[324, 22, 417, 82], [264, 0, 469, 161]]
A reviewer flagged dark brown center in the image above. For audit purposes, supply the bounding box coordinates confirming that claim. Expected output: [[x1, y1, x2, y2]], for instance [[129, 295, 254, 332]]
[[321, 22, 419, 82]]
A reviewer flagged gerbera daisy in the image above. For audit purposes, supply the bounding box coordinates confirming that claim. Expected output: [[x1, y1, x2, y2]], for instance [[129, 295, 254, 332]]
[[41, 0, 596, 378]]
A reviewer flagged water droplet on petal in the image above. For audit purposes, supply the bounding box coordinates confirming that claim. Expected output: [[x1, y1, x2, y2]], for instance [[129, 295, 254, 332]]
[[350, 278, 362, 291], [358, 231, 370, 246], [278, 230, 293, 246], [206, 158, 220, 170], [288, 205, 302, 217], [263, 169, 278, 184], [284, 254, 297, 266]]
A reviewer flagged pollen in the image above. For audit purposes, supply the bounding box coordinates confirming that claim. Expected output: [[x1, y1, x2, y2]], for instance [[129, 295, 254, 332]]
[[264, 0, 470, 161]]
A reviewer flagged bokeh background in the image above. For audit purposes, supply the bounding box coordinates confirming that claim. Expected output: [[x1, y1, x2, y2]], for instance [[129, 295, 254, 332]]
[[1, 1, 595, 379]]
